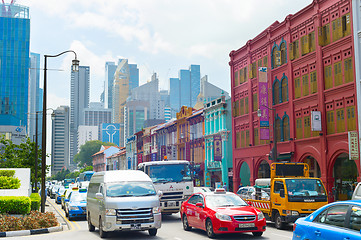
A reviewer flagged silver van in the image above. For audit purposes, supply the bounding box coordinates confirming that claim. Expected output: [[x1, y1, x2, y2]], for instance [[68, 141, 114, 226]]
[[86, 170, 162, 238]]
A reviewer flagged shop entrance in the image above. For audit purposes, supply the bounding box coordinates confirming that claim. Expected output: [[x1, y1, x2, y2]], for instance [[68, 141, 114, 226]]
[[257, 160, 270, 178], [333, 153, 358, 201]]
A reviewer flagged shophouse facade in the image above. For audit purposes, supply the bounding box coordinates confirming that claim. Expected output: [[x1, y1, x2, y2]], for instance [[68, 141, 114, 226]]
[[92, 145, 120, 172], [229, 0, 359, 201], [204, 95, 233, 190]]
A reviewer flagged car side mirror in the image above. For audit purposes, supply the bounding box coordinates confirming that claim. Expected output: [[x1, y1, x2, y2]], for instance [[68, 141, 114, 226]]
[[95, 193, 104, 200], [196, 202, 204, 208], [157, 190, 163, 198], [280, 189, 285, 198]]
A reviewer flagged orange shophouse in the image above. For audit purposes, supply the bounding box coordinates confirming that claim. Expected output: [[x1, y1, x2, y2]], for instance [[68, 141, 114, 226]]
[[229, 0, 360, 202]]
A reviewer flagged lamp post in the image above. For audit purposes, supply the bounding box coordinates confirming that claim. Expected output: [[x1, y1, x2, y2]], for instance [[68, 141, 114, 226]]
[[41, 50, 79, 213], [258, 105, 277, 162]]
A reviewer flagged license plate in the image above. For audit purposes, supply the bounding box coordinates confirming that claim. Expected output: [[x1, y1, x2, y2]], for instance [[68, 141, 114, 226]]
[[131, 224, 141, 230], [168, 201, 176, 207], [239, 223, 255, 228]]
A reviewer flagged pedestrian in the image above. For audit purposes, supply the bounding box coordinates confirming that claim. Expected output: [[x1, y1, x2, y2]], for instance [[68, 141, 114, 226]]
[[222, 182, 227, 191]]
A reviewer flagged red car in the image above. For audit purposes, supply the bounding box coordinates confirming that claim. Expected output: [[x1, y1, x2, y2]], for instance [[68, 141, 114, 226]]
[[180, 188, 266, 238]]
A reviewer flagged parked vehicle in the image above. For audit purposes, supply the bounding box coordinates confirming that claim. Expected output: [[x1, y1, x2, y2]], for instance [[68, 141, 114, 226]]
[[246, 163, 328, 229], [194, 187, 213, 194], [180, 188, 266, 238], [138, 160, 194, 214], [352, 182, 361, 200], [237, 186, 270, 201], [65, 188, 87, 220], [86, 170, 162, 238], [292, 200, 361, 240]]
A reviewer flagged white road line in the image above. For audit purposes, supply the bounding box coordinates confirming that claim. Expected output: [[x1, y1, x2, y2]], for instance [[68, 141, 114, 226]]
[[174, 238, 183, 240]]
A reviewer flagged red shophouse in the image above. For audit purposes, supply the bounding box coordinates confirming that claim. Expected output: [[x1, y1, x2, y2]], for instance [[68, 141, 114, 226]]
[[229, 0, 360, 202]]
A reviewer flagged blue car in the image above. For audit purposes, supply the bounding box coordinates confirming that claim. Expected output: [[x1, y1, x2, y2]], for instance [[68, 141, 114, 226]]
[[293, 200, 361, 240], [55, 186, 66, 204], [65, 189, 87, 220]]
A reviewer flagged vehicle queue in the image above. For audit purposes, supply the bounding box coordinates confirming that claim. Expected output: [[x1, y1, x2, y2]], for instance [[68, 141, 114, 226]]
[[44, 163, 361, 239]]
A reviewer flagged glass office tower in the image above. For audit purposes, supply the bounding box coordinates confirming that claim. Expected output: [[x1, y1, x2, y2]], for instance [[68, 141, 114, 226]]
[[0, 3, 30, 127]]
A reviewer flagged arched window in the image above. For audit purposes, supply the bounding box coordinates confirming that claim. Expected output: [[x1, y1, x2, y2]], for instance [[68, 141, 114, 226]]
[[275, 116, 281, 142], [281, 76, 288, 103], [282, 115, 290, 141], [280, 42, 287, 65], [271, 44, 278, 69], [273, 80, 280, 105]]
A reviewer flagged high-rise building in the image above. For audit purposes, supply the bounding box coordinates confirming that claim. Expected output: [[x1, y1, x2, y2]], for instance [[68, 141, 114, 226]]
[[51, 106, 70, 174], [70, 66, 90, 165], [169, 78, 180, 117], [77, 125, 98, 152], [129, 64, 139, 92], [0, 3, 30, 128], [200, 75, 230, 103], [179, 69, 191, 107], [27, 52, 43, 146], [83, 102, 111, 138], [104, 62, 116, 109], [190, 65, 201, 106]]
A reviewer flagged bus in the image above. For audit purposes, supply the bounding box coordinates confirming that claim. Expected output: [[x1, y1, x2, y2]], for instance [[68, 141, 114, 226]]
[[138, 160, 194, 214], [77, 171, 94, 188]]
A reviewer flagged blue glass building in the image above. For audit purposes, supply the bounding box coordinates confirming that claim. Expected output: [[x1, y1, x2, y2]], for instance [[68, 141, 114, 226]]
[[0, 3, 30, 128], [129, 64, 139, 92], [104, 62, 117, 109], [179, 70, 191, 107], [190, 64, 200, 107]]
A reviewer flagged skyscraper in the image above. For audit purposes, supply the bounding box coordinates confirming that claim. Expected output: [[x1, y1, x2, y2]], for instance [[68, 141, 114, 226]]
[[70, 66, 90, 165], [51, 106, 70, 174], [169, 78, 180, 118], [27, 52, 43, 145], [190, 64, 201, 107], [129, 64, 139, 92], [104, 62, 116, 109], [0, 3, 30, 128]]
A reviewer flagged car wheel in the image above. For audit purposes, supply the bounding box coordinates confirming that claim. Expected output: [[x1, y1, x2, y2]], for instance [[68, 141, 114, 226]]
[[182, 214, 192, 231], [87, 213, 95, 232], [206, 219, 216, 238], [252, 232, 263, 237], [274, 212, 284, 230], [99, 217, 107, 238], [148, 228, 157, 236]]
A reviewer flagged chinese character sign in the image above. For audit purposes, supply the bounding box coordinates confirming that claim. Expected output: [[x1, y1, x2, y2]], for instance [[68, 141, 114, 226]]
[[348, 131, 359, 160], [213, 135, 222, 161], [258, 67, 269, 128]]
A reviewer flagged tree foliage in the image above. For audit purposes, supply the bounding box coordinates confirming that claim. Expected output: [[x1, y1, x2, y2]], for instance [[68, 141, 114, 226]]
[[73, 140, 116, 167], [0, 137, 44, 190]]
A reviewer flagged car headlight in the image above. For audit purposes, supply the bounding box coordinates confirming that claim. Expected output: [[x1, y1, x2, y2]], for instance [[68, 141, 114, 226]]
[[69, 206, 79, 211], [286, 210, 299, 216], [215, 212, 232, 221], [257, 212, 265, 220], [105, 209, 117, 216], [153, 206, 161, 214]]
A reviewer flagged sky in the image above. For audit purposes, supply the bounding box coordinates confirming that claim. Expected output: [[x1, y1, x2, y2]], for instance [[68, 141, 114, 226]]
[[16, 0, 313, 110]]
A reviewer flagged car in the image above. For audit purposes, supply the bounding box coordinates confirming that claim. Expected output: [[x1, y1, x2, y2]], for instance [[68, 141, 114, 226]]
[[236, 186, 270, 201], [50, 185, 60, 199], [194, 187, 214, 193], [180, 188, 266, 238], [64, 188, 87, 220], [61, 187, 79, 210], [292, 200, 361, 240], [55, 186, 66, 204], [352, 182, 361, 200]]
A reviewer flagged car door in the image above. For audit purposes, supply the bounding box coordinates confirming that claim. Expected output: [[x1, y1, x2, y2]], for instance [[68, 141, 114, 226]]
[[309, 204, 349, 240], [193, 195, 206, 229], [185, 195, 199, 227], [344, 205, 361, 239]]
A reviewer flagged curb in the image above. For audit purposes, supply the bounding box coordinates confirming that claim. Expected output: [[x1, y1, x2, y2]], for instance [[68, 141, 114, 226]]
[[0, 225, 63, 238]]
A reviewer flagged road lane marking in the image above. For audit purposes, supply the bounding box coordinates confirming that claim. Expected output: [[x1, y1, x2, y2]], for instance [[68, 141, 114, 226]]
[[271, 232, 292, 239]]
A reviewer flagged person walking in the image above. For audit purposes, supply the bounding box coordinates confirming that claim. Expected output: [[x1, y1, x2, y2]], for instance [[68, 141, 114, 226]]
[[222, 182, 227, 191]]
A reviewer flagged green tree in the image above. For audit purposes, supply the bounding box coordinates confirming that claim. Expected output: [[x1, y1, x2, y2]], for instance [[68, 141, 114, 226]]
[[73, 140, 116, 167], [0, 137, 44, 190]]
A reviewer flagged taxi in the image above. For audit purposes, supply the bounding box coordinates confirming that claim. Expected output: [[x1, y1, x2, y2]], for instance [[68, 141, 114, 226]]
[[55, 186, 66, 204], [65, 188, 87, 220], [61, 187, 79, 210], [180, 188, 266, 238]]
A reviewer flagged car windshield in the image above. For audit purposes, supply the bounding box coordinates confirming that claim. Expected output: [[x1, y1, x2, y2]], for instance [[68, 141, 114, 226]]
[[58, 188, 66, 195], [148, 164, 192, 183], [286, 179, 326, 196], [206, 194, 248, 207], [70, 193, 87, 202], [106, 181, 156, 197]]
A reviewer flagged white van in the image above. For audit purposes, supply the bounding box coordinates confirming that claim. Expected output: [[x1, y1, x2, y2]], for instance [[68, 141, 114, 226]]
[[86, 170, 162, 238], [352, 182, 361, 200]]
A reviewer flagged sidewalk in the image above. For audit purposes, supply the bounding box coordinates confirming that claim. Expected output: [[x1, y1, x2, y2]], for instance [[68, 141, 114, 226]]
[[45, 199, 69, 231]]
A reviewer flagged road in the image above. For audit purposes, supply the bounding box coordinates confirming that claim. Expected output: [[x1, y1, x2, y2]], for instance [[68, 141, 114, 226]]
[[21, 198, 293, 240]]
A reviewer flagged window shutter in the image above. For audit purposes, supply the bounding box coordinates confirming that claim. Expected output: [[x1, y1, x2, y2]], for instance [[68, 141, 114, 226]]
[[318, 26, 325, 46], [289, 42, 294, 60], [275, 50, 281, 67]]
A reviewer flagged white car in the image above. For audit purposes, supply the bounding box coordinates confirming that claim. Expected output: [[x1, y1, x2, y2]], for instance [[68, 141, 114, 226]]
[[237, 186, 270, 201]]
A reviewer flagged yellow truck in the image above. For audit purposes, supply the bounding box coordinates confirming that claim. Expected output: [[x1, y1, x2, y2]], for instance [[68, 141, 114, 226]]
[[246, 163, 328, 229]]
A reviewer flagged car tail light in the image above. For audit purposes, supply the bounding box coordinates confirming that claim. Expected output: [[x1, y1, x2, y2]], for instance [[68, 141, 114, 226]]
[[293, 223, 297, 232]]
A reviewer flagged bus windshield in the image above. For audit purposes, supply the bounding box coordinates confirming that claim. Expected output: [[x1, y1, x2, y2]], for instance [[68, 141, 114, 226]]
[[147, 164, 192, 183]]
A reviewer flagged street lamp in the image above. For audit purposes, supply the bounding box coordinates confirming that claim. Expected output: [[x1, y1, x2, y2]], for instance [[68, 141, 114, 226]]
[[41, 50, 79, 213], [257, 105, 277, 162]]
